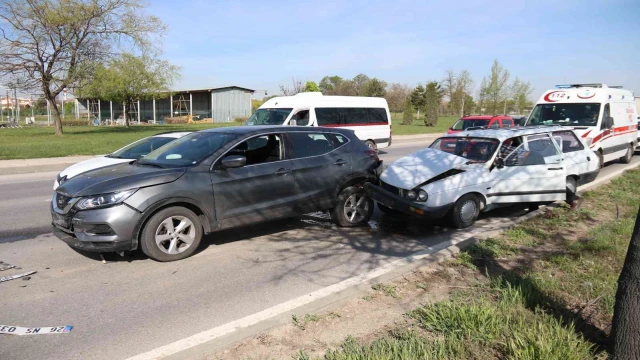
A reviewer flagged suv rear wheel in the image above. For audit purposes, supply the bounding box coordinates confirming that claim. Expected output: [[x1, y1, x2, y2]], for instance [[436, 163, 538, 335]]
[[141, 207, 203, 262], [331, 186, 374, 227]]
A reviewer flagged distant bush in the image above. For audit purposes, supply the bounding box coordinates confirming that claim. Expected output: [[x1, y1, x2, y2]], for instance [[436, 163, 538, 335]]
[[165, 116, 189, 124], [234, 116, 248, 123]]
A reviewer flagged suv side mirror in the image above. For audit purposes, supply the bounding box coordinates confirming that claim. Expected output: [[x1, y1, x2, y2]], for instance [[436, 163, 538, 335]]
[[220, 155, 246, 169]]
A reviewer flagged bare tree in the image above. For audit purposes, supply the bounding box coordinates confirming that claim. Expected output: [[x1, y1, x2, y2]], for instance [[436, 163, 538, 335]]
[[0, 0, 165, 135], [384, 83, 411, 113], [279, 77, 305, 96], [510, 77, 533, 114], [456, 70, 474, 117], [477, 77, 488, 115], [484, 60, 510, 115], [442, 69, 457, 116]]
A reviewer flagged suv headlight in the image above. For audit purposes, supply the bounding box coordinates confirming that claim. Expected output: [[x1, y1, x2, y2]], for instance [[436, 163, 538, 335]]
[[75, 189, 137, 210]]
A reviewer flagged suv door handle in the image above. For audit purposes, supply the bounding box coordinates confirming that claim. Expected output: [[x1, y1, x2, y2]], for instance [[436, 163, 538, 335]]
[[547, 167, 563, 171], [274, 168, 291, 175], [334, 159, 348, 166]]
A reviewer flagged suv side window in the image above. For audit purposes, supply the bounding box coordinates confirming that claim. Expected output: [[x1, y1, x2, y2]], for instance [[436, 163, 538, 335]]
[[225, 134, 283, 166], [490, 119, 500, 128], [501, 119, 513, 128], [601, 104, 611, 130], [552, 130, 585, 153], [289, 132, 346, 159]]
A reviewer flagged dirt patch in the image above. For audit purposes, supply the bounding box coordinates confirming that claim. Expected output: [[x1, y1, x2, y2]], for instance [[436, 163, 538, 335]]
[[210, 266, 472, 360]]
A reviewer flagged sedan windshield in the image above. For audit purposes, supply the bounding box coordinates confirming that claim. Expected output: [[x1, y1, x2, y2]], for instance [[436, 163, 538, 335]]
[[430, 137, 500, 163], [525, 103, 601, 127], [244, 108, 293, 126], [108, 136, 178, 159], [452, 119, 490, 130], [138, 132, 237, 167]]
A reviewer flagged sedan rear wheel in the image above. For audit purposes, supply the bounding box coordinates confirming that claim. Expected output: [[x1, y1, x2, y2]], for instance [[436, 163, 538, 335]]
[[141, 207, 203, 262]]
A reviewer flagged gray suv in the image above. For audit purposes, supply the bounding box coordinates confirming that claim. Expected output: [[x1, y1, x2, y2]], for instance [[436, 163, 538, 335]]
[[51, 126, 382, 261]]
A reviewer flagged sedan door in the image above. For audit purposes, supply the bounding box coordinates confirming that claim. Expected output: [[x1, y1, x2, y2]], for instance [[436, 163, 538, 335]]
[[286, 132, 353, 213], [489, 134, 566, 204], [210, 133, 297, 228]]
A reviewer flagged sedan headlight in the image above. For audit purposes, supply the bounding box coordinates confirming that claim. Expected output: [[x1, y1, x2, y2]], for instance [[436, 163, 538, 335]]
[[417, 190, 428, 202], [405, 190, 417, 201], [75, 189, 137, 210]]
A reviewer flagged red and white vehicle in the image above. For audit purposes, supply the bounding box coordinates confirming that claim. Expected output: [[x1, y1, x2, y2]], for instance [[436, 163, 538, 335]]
[[245, 93, 392, 150], [525, 84, 638, 167]]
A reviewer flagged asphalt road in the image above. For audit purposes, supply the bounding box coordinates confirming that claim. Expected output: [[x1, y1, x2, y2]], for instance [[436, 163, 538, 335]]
[[0, 143, 638, 360]]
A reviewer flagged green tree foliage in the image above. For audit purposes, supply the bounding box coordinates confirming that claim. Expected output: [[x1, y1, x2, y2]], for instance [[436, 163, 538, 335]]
[[510, 77, 533, 114], [402, 98, 413, 125], [0, 0, 165, 135], [482, 60, 511, 115], [424, 81, 440, 127], [251, 99, 264, 113], [352, 73, 370, 95], [319, 76, 344, 94], [410, 85, 426, 119], [76, 53, 180, 127], [363, 78, 387, 97], [463, 94, 476, 115], [303, 81, 321, 92]]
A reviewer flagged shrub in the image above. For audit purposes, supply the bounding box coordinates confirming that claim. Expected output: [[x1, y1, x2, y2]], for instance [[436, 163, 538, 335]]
[[234, 116, 248, 123]]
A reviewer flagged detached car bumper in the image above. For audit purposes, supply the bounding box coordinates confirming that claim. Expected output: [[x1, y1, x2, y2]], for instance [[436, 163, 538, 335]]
[[363, 183, 453, 219], [51, 204, 141, 253]]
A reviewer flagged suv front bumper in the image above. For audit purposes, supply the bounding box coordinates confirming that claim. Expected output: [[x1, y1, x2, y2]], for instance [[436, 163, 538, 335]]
[[363, 183, 453, 219], [51, 204, 141, 253]]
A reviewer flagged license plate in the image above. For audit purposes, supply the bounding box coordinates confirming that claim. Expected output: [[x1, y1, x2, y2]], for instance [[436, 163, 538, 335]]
[[52, 213, 69, 228]]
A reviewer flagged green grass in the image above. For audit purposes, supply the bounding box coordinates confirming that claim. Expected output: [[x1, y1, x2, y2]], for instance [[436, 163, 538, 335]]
[[292, 314, 320, 331], [372, 283, 399, 298], [302, 168, 639, 359], [0, 115, 457, 160], [0, 123, 233, 160], [390, 113, 458, 136]]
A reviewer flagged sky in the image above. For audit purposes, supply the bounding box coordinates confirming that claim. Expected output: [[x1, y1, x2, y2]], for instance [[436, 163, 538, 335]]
[[149, 0, 640, 100]]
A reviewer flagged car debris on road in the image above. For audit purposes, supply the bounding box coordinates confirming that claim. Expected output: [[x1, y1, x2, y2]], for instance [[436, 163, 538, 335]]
[[0, 270, 37, 283]]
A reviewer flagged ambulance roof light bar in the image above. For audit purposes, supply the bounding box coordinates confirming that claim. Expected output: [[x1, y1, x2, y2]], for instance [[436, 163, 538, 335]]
[[555, 84, 623, 89]]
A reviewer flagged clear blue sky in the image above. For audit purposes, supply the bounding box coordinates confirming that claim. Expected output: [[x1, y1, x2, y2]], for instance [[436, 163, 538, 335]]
[[150, 0, 640, 99]]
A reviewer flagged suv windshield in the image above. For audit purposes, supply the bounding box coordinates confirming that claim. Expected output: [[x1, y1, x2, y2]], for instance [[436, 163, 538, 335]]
[[526, 103, 601, 127], [138, 132, 237, 167], [108, 136, 178, 159], [452, 119, 490, 130], [431, 137, 500, 163], [244, 108, 293, 126]]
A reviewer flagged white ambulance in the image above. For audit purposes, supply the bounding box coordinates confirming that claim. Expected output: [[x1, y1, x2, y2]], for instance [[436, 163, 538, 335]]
[[244, 93, 392, 150], [525, 84, 638, 167]]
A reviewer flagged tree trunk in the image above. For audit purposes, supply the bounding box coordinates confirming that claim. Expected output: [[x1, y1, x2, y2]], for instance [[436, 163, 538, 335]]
[[124, 101, 130, 128], [610, 206, 640, 359], [49, 98, 63, 135], [460, 97, 466, 118], [416, 109, 420, 120]]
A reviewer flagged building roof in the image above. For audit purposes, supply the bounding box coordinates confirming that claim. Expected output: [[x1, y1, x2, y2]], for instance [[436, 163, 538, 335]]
[[171, 85, 255, 93]]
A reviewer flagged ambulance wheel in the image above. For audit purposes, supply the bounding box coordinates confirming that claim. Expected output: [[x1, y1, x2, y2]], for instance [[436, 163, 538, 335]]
[[619, 144, 633, 164]]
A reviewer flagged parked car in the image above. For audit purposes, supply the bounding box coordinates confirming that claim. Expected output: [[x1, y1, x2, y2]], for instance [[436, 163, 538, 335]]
[[53, 131, 191, 190], [365, 126, 600, 229], [525, 83, 638, 168], [245, 92, 392, 151], [446, 115, 515, 135], [51, 126, 382, 262]]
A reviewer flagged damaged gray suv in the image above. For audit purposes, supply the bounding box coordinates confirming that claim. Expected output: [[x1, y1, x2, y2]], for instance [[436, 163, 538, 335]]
[[51, 126, 382, 262]]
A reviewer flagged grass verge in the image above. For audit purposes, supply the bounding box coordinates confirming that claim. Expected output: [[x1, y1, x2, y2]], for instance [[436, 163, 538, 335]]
[[0, 115, 457, 159], [296, 168, 640, 360]]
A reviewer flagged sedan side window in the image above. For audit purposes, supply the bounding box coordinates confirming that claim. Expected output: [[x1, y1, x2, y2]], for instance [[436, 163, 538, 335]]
[[505, 134, 558, 166], [289, 133, 345, 159], [225, 134, 283, 166]]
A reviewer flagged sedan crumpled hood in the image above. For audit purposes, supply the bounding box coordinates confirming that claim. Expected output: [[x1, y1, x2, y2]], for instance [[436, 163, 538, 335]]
[[380, 148, 470, 189], [56, 162, 186, 197]]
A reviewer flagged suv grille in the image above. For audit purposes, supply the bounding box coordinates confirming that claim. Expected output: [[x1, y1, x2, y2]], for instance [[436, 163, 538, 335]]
[[55, 192, 71, 209]]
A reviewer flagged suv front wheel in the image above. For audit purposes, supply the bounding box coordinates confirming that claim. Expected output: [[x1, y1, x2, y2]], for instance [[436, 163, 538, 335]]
[[331, 186, 374, 227], [141, 206, 203, 262]]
